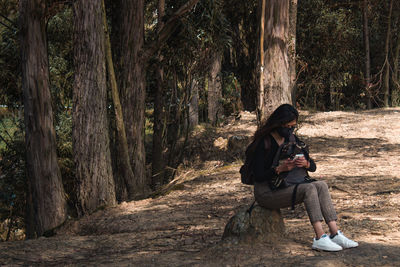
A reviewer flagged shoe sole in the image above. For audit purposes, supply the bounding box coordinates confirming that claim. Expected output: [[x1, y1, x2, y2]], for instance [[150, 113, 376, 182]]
[[341, 245, 359, 249], [312, 246, 343, 252]]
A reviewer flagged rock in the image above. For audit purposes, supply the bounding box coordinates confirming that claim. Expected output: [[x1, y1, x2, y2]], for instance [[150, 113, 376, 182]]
[[213, 137, 228, 150], [222, 204, 285, 243], [227, 135, 250, 158]]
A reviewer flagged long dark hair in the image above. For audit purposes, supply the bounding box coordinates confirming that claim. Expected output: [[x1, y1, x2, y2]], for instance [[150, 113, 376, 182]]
[[253, 104, 299, 143]]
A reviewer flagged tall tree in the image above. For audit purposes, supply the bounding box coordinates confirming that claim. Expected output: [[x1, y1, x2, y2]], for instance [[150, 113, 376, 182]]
[[208, 51, 223, 125], [224, 0, 258, 111], [115, 0, 148, 198], [20, 0, 67, 238], [115, 0, 200, 197], [363, 0, 372, 109], [73, 0, 116, 215], [392, 1, 400, 106], [383, 0, 393, 107], [189, 78, 199, 128], [102, 0, 136, 200], [151, 0, 166, 189], [258, 0, 292, 122], [289, 0, 298, 104]]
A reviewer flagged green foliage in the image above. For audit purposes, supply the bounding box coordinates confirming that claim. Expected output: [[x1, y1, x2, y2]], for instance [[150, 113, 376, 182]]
[[55, 111, 75, 211], [296, 0, 400, 110], [221, 71, 241, 116], [0, 14, 20, 109], [144, 0, 233, 182], [222, 0, 258, 111], [47, 7, 74, 124], [296, 0, 364, 110], [0, 113, 26, 235]]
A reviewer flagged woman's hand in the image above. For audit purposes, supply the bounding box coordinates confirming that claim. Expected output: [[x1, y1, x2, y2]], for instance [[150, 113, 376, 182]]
[[276, 159, 296, 174], [294, 156, 310, 168]]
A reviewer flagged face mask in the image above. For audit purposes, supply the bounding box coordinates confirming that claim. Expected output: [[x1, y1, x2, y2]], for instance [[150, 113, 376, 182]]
[[276, 127, 294, 140]]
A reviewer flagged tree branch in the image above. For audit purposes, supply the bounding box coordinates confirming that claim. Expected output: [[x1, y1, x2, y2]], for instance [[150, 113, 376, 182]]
[[0, 13, 17, 29], [143, 0, 200, 61]]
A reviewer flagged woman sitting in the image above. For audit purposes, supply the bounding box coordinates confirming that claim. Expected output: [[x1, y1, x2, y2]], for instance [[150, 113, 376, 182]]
[[249, 104, 358, 252]]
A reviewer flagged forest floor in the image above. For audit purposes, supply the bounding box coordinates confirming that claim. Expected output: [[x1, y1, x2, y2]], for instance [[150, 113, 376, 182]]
[[1, 108, 400, 266]]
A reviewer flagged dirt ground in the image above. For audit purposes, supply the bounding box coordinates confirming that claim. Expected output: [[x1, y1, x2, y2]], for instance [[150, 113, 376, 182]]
[[1, 108, 400, 266]]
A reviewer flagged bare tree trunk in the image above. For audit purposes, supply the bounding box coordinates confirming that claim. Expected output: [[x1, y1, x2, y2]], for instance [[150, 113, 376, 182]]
[[189, 78, 199, 128], [164, 70, 180, 181], [393, 34, 400, 106], [20, 0, 67, 238], [329, 77, 337, 110], [258, 0, 292, 122], [102, 0, 136, 200], [384, 0, 393, 107], [257, 0, 266, 124], [73, 0, 116, 215], [363, 0, 372, 109], [391, 2, 400, 106], [289, 0, 298, 105], [208, 52, 222, 125], [152, 0, 166, 190], [116, 0, 149, 198], [114, 0, 200, 196]]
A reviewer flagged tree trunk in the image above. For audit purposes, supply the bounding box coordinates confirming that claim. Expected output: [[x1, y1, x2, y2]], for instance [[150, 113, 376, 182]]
[[384, 0, 393, 107], [258, 0, 292, 122], [114, 0, 200, 196], [363, 0, 372, 109], [152, 0, 166, 190], [116, 0, 149, 198], [289, 0, 298, 105], [225, 1, 258, 112], [208, 52, 223, 125], [102, 0, 136, 200], [329, 76, 337, 110], [189, 78, 199, 128], [258, 0, 266, 124], [20, 0, 67, 238], [73, 0, 116, 215], [393, 33, 400, 106], [391, 2, 400, 106]]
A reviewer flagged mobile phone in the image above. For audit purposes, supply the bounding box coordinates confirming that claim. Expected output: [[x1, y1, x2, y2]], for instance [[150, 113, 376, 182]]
[[293, 154, 304, 160]]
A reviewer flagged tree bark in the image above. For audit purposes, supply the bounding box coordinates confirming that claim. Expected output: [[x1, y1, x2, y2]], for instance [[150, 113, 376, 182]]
[[391, 2, 400, 106], [208, 52, 223, 125], [102, 0, 136, 200], [393, 16, 400, 106], [189, 78, 199, 128], [258, 0, 292, 122], [20, 0, 67, 238], [73, 0, 116, 215], [116, 0, 149, 198], [384, 0, 393, 107], [363, 0, 372, 109], [152, 0, 166, 190], [289, 0, 298, 105], [114, 0, 200, 196], [258, 0, 266, 124]]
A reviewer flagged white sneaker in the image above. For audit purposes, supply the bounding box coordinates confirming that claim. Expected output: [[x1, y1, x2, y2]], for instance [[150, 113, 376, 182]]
[[331, 230, 359, 249], [312, 234, 343, 251]]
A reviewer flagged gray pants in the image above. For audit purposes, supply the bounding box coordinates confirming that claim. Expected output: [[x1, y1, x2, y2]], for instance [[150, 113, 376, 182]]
[[254, 180, 337, 223]]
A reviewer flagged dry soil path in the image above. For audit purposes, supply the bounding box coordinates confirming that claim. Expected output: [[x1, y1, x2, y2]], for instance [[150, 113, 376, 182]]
[[1, 108, 400, 266]]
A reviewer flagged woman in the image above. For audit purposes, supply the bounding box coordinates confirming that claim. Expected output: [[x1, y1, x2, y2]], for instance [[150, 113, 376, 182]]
[[251, 104, 358, 251]]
